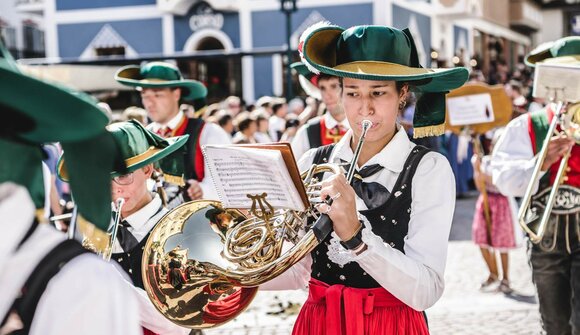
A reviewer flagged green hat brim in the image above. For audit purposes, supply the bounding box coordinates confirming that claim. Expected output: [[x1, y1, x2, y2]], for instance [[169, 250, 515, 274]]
[[0, 62, 109, 143], [301, 25, 468, 93], [58, 134, 188, 180], [291, 62, 316, 81], [291, 62, 322, 100], [1, 42, 125, 231], [115, 65, 208, 102], [525, 37, 580, 67]]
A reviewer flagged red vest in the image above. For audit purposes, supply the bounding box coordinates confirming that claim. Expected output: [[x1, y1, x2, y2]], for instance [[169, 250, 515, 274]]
[[528, 106, 580, 188], [320, 117, 347, 145]]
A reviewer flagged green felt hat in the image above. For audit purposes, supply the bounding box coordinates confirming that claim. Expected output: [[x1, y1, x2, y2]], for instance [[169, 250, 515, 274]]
[[59, 120, 189, 185], [291, 62, 322, 100], [115, 61, 208, 102], [299, 22, 469, 137], [525, 36, 580, 67], [0, 41, 126, 231]]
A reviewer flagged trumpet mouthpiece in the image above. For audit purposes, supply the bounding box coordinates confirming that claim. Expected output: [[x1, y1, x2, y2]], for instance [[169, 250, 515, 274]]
[[362, 120, 373, 130], [114, 198, 125, 211]]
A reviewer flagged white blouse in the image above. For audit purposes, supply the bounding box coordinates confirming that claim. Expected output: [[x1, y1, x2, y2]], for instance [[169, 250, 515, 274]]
[[261, 127, 456, 311], [490, 112, 546, 197]]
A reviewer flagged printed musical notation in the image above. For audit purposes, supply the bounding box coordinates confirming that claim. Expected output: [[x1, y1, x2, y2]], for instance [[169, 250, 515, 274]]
[[203, 145, 305, 211]]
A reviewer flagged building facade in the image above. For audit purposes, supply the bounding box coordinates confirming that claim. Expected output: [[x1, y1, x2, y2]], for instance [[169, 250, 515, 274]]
[[10, 0, 577, 103]]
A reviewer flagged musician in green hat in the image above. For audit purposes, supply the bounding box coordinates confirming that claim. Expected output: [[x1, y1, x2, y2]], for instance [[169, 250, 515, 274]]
[[290, 61, 350, 160], [0, 41, 141, 334], [60, 120, 190, 335], [261, 22, 468, 334], [115, 61, 231, 207], [492, 36, 580, 335]]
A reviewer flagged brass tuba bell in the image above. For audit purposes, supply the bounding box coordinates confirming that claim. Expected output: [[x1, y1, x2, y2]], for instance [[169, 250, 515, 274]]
[[141, 121, 373, 329]]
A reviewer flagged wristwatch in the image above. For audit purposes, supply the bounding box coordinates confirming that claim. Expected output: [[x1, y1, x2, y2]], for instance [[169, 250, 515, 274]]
[[340, 221, 364, 250]]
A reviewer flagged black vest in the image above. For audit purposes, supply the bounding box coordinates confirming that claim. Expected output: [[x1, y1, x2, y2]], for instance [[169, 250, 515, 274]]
[[184, 117, 205, 181], [309, 144, 430, 288], [306, 117, 323, 149], [110, 204, 164, 290], [111, 233, 151, 290]]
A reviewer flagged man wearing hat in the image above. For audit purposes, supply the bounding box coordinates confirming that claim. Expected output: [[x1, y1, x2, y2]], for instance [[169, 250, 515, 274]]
[[115, 62, 230, 205], [59, 120, 190, 335], [261, 22, 468, 334], [0, 42, 141, 334], [492, 36, 580, 335], [290, 61, 350, 160]]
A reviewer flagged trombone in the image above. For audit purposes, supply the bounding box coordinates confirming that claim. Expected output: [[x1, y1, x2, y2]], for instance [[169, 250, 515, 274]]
[[518, 101, 580, 243]]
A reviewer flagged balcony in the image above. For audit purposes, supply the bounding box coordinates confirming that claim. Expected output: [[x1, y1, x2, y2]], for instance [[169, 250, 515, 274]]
[[510, 0, 542, 33], [15, 0, 44, 14]]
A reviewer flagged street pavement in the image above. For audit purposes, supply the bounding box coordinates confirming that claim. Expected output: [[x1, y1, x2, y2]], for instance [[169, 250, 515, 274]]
[[204, 192, 543, 335]]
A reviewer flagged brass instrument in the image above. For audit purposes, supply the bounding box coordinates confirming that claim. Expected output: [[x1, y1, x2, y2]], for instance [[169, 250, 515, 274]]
[[82, 197, 125, 261], [519, 102, 580, 243], [142, 120, 373, 329]]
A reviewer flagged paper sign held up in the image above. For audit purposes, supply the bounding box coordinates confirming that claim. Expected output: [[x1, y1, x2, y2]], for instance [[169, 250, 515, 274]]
[[447, 93, 495, 126]]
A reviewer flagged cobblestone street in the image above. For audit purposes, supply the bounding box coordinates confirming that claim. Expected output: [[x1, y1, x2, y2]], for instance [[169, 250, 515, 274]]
[[204, 194, 543, 335]]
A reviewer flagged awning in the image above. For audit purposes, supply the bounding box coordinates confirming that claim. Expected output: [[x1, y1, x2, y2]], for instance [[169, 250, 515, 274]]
[[19, 64, 130, 92], [455, 18, 532, 46]]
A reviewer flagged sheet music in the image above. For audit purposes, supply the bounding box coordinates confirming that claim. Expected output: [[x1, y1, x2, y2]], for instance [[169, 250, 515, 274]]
[[533, 63, 580, 102], [203, 145, 305, 211]]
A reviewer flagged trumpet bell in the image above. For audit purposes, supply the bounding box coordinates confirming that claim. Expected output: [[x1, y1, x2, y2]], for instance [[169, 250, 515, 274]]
[[141, 200, 258, 329]]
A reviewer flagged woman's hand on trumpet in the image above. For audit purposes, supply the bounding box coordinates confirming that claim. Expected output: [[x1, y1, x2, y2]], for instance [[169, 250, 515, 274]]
[[316, 173, 361, 241], [541, 135, 575, 171]]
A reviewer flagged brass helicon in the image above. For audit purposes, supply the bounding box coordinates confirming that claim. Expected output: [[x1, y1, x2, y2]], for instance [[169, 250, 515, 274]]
[[141, 121, 373, 329], [519, 102, 580, 243]]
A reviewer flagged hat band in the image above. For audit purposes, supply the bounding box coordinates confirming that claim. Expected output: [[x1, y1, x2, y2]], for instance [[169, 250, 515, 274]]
[[137, 78, 180, 84], [334, 61, 432, 76], [126, 146, 163, 167]]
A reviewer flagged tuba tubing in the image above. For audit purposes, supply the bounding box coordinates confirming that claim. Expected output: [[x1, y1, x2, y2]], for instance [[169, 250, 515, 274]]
[[518, 101, 569, 243], [141, 121, 373, 329]]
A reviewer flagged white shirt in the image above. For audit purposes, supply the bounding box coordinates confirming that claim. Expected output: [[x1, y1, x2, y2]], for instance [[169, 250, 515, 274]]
[[490, 112, 546, 197], [112, 193, 166, 253], [261, 127, 456, 311], [291, 113, 351, 160], [149, 111, 232, 200], [0, 183, 141, 335], [110, 193, 190, 335], [268, 115, 286, 141]]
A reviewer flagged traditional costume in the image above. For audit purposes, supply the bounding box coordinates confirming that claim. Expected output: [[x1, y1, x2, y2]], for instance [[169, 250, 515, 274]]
[[115, 62, 231, 203], [58, 120, 191, 335], [0, 41, 140, 335], [261, 22, 468, 335], [491, 36, 580, 335], [290, 61, 350, 159]]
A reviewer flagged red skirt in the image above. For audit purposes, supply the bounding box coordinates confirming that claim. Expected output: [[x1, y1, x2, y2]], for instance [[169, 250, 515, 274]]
[[292, 278, 429, 335]]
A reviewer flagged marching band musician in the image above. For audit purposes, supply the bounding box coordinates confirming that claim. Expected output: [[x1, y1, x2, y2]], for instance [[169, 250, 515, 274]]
[[491, 36, 580, 335], [261, 23, 468, 334], [115, 62, 231, 205], [290, 61, 350, 159], [0, 41, 141, 335], [58, 120, 191, 335]]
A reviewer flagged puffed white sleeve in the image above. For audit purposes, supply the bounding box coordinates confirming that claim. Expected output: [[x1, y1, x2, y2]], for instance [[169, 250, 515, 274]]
[[290, 124, 312, 162], [490, 114, 546, 197], [327, 152, 455, 311], [30, 254, 142, 335]]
